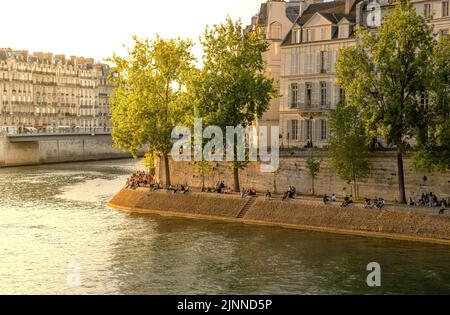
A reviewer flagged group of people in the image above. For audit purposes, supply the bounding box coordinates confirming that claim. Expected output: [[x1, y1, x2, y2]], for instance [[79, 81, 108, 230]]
[[363, 198, 386, 210], [408, 192, 448, 215], [240, 187, 257, 198], [125, 171, 155, 190], [168, 184, 190, 194], [201, 181, 233, 194], [282, 186, 297, 201]]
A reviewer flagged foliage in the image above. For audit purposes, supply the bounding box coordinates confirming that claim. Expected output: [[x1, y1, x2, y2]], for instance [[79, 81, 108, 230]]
[[108, 35, 196, 187], [328, 103, 371, 198], [335, 1, 434, 203], [193, 17, 277, 191]]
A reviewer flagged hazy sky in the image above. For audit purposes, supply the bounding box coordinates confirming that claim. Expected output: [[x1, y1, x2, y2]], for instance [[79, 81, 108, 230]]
[[0, 0, 264, 62]]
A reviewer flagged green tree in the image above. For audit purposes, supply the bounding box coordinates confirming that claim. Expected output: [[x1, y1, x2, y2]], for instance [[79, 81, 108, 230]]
[[194, 161, 214, 189], [306, 155, 321, 196], [194, 17, 277, 192], [141, 151, 158, 175], [336, 1, 433, 203], [108, 36, 196, 188], [413, 36, 450, 171], [328, 103, 371, 199]]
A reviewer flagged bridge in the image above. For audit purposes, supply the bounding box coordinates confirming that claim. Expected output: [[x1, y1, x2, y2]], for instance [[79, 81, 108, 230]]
[[5, 128, 112, 142], [0, 127, 131, 167]]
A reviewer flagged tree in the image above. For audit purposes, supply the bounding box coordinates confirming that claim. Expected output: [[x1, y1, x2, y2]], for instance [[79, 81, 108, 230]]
[[194, 17, 277, 192], [141, 151, 158, 175], [336, 1, 433, 203], [108, 36, 196, 188], [328, 103, 371, 199], [306, 155, 321, 196], [194, 161, 213, 189], [413, 36, 450, 171]]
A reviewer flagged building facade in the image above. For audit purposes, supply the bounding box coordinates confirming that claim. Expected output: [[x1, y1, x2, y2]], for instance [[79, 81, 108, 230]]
[[0, 49, 113, 134], [268, 0, 450, 148]]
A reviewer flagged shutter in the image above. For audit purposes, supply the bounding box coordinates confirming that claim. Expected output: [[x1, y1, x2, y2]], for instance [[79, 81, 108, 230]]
[[327, 49, 333, 73], [287, 120, 292, 140], [315, 52, 321, 74], [287, 84, 292, 109], [299, 82, 305, 105], [327, 81, 332, 107], [313, 82, 319, 107], [300, 120, 304, 141], [315, 120, 321, 141]]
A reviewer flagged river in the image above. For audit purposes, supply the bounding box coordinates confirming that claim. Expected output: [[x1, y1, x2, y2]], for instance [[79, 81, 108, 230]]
[[0, 159, 449, 295]]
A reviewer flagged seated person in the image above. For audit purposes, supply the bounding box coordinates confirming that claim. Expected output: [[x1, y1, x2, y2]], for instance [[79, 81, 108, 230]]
[[323, 195, 330, 205], [364, 198, 372, 208], [375, 199, 385, 210], [340, 196, 351, 208], [331, 194, 337, 202], [439, 199, 448, 215], [265, 190, 272, 200], [248, 189, 257, 196]]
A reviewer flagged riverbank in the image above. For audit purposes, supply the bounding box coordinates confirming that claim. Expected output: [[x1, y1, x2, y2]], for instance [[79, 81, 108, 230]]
[[107, 189, 450, 246]]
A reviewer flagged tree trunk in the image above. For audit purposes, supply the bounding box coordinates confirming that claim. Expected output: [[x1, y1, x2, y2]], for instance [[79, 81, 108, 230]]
[[311, 176, 315, 196], [397, 150, 407, 204], [353, 180, 358, 200], [233, 167, 240, 192], [273, 173, 277, 194], [163, 153, 171, 189]]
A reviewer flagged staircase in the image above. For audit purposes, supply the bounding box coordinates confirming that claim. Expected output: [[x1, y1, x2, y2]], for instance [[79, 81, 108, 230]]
[[236, 197, 256, 219]]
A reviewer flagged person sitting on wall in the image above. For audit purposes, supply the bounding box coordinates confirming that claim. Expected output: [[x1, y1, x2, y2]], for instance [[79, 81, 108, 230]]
[[375, 198, 385, 210], [340, 196, 351, 208], [331, 194, 337, 203], [364, 198, 372, 208], [182, 185, 189, 194], [408, 197, 415, 206], [288, 186, 297, 199], [282, 191, 290, 202], [248, 188, 257, 196], [265, 190, 272, 201], [240, 187, 247, 198], [323, 195, 330, 205], [439, 199, 448, 215]]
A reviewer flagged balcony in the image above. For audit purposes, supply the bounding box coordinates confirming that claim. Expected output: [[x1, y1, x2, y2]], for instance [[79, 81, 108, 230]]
[[289, 103, 331, 117]]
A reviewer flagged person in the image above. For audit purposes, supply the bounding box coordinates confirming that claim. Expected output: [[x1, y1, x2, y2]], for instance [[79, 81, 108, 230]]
[[364, 198, 372, 208], [375, 198, 385, 210], [282, 191, 289, 201], [408, 197, 415, 206], [323, 194, 329, 205], [248, 188, 257, 196], [340, 196, 351, 208], [240, 187, 247, 198], [439, 199, 448, 215], [265, 190, 272, 201], [331, 194, 337, 203]]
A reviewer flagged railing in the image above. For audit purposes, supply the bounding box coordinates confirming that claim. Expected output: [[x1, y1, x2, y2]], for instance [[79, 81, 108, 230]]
[[289, 103, 331, 111], [7, 127, 112, 136]]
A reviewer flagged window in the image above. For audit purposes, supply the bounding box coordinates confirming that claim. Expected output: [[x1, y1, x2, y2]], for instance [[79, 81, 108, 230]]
[[320, 120, 328, 140], [305, 83, 313, 106], [320, 28, 325, 40], [443, 1, 449, 17], [306, 120, 313, 141], [290, 83, 298, 108], [320, 51, 327, 73], [424, 4, 432, 19], [290, 120, 299, 140], [320, 82, 327, 106]]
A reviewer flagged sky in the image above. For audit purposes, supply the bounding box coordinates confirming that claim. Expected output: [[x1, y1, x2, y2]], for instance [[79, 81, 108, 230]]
[[0, 0, 265, 63]]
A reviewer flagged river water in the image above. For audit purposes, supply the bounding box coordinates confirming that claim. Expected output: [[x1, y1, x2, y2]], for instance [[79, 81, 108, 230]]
[[0, 159, 449, 295]]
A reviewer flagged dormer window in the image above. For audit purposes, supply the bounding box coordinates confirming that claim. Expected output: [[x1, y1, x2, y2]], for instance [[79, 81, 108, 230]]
[[292, 29, 301, 44]]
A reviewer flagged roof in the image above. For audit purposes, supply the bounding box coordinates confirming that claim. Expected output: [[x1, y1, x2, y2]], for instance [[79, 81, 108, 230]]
[[281, 1, 357, 46]]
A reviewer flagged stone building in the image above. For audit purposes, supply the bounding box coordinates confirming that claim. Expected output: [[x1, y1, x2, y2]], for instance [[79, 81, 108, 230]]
[[0, 48, 113, 133], [246, 0, 301, 144], [253, 0, 450, 148]]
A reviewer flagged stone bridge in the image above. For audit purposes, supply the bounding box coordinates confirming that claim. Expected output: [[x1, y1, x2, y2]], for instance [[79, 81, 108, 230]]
[[0, 131, 131, 167]]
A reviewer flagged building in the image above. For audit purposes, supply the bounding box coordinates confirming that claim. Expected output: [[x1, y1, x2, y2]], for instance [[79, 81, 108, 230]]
[[0, 48, 113, 134], [271, 0, 450, 148], [246, 0, 301, 144]]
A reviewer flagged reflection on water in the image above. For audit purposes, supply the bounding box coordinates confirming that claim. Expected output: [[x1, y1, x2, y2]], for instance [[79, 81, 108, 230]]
[[0, 159, 449, 295]]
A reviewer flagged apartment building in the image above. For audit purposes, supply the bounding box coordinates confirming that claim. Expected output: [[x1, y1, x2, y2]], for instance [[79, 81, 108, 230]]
[[0, 48, 113, 133], [277, 0, 450, 148]]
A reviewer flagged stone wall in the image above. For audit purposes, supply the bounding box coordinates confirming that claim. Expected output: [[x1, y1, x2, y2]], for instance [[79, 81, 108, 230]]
[[0, 133, 131, 167], [108, 189, 450, 244], [157, 149, 450, 203]]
